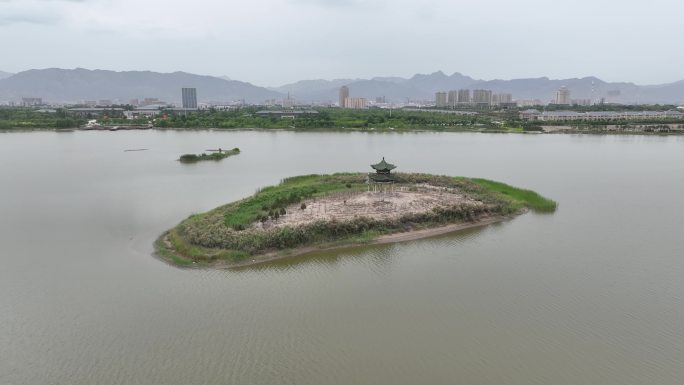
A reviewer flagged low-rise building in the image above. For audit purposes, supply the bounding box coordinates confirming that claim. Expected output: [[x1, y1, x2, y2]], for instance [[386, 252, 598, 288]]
[[68, 107, 125, 117], [123, 107, 162, 119], [344, 97, 368, 109], [519, 109, 542, 120], [521, 110, 684, 121]]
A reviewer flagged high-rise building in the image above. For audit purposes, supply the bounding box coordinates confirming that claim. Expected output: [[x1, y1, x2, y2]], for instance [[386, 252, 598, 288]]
[[492, 93, 513, 105], [447, 90, 458, 108], [435, 91, 448, 108], [21, 97, 42, 106], [517, 99, 544, 107], [555, 86, 571, 105], [472, 89, 493, 106], [282, 93, 295, 108], [572, 98, 592, 106], [182, 87, 198, 109], [339, 86, 349, 108], [457, 89, 471, 105]]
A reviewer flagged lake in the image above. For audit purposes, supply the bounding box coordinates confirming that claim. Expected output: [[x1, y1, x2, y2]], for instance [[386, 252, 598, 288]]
[[1, 130, 683, 385]]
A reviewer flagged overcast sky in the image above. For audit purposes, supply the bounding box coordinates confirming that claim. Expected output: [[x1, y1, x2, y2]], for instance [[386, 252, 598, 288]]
[[1, 0, 683, 86]]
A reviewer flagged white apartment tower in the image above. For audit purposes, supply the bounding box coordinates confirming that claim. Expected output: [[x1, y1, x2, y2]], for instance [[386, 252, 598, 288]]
[[457, 89, 471, 105], [555, 86, 571, 105], [435, 91, 448, 108], [472, 89, 493, 106], [447, 90, 458, 107]]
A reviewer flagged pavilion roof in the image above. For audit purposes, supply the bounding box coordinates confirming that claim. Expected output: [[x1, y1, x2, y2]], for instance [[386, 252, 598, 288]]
[[370, 157, 396, 172]]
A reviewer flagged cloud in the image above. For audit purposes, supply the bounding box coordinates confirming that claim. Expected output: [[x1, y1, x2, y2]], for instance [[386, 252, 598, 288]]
[[0, 0, 89, 2], [0, 15, 57, 25], [1, 0, 683, 85], [0, 9, 61, 25], [290, 0, 365, 6], [0, 0, 82, 26]]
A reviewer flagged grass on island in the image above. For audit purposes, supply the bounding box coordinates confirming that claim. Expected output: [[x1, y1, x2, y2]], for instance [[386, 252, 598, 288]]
[[179, 147, 240, 163], [468, 178, 558, 212], [224, 173, 364, 230], [156, 173, 557, 267]]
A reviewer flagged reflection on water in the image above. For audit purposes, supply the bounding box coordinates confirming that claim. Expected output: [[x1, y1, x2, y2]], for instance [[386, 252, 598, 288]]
[[243, 223, 492, 273], [241, 246, 398, 278], [1, 130, 684, 385]]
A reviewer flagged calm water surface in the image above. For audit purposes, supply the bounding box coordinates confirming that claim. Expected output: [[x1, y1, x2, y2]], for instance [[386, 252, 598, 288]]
[[1, 130, 683, 385]]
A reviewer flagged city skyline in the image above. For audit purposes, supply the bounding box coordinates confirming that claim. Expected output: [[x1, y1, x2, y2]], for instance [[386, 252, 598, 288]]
[[1, 0, 683, 86], [3, 67, 683, 106]]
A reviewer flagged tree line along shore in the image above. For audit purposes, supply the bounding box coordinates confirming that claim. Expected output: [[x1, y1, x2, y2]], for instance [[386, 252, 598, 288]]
[[2, 106, 684, 133], [155, 173, 557, 268]]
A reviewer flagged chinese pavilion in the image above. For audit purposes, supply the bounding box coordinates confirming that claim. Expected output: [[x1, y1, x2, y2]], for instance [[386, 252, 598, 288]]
[[368, 157, 398, 192]]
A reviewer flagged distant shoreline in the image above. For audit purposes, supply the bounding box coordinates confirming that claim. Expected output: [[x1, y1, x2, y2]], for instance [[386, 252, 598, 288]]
[[3, 126, 684, 135]]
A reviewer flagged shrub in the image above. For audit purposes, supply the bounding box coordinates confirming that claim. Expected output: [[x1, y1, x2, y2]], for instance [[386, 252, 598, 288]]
[[179, 148, 240, 163], [279, 208, 286, 216], [179, 154, 199, 162], [346, 183, 352, 188]]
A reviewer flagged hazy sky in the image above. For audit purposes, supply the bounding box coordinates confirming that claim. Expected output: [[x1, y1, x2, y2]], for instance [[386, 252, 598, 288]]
[[1, 0, 683, 86]]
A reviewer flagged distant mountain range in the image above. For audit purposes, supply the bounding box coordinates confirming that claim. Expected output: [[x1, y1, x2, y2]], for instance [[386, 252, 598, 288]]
[[275, 71, 684, 105], [0, 68, 683, 105], [0, 68, 282, 104]]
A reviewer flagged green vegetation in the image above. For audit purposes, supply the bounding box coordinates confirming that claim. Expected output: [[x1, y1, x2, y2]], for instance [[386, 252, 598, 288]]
[[154, 106, 684, 133], [155, 107, 493, 131], [0, 107, 84, 129], [179, 148, 240, 163], [468, 178, 558, 212], [154, 235, 192, 266], [222, 173, 364, 230], [157, 173, 556, 267], [3, 105, 683, 133]]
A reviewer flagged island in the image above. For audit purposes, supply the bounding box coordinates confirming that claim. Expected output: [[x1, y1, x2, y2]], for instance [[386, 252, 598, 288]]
[[156, 158, 557, 268], [179, 147, 240, 163]]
